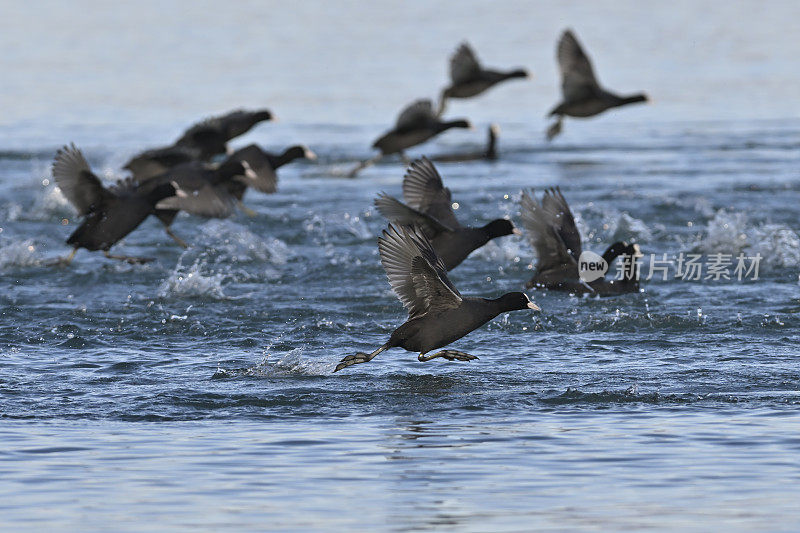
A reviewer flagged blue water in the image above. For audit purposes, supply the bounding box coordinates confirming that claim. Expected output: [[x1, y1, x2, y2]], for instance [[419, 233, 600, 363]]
[[2, 1, 800, 531]]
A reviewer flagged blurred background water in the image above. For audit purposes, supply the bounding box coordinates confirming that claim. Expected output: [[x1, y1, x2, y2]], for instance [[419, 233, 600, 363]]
[[1, 1, 800, 531]]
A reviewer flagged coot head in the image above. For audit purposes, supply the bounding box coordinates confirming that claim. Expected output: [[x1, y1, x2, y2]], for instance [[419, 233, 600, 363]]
[[146, 182, 179, 204], [284, 145, 317, 162], [217, 158, 254, 181], [483, 218, 520, 238], [617, 93, 649, 106], [441, 119, 472, 130], [497, 292, 541, 312], [253, 109, 274, 122]]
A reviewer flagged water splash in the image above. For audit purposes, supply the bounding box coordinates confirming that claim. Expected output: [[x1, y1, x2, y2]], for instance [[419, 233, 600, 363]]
[[158, 219, 291, 297], [698, 209, 800, 269], [576, 207, 653, 247], [304, 211, 372, 265], [747, 223, 800, 268], [3, 183, 74, 222], [214, 348, 332, 378], [158, 259, 226, 299], [540, 386, 697, 406], [306, 211, 373, 240], [194, 219, 291, 265], [0, 239, 39, 269], [699, 209, 749, 254], [606, 212, 654, 243], [31, 185, 74, 220], [472, 235, 527, 265]]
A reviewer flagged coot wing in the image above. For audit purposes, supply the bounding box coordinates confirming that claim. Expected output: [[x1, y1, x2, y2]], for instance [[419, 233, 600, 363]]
[[520, 189, 577, 272], [395, 100, 435, 132], [178, 109, 272, 145], [378, 225, 462, 319], [124, 145, 199, 182], [175, 123, 228, 152], [541, 187, 582, 261], [156, 183, 237, 218], [557, 29, 600, 102], [52, 144, 112, 216], [212, 109, 273, 140], [402, 157, 461, 229], [450, 42, 481, 85], [230, 144, 277, 193], [374, 193, 453, 237]]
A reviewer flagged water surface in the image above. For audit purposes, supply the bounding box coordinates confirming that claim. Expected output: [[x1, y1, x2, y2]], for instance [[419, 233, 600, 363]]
[[2, 1, 800, 531]]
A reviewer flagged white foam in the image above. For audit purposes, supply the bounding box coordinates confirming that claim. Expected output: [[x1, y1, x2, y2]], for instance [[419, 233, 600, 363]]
[[575, 206, 653, 247], [217, 348, 333, 377], [258, 349, 333, 376], [195, 219, 292, 265], [305, 211, 372, 241], [472, 235, 527, 265], [158, 259, 226, 299], [0, 239, 39, 269], [699, 209, 748, 254], [746, 223, 800, 268], [2, 202, 23, 223], [2, 186, 72, 222], [606, 212, 654, 243], [158, 220, 292, 297], [698, 209, 800, 269]]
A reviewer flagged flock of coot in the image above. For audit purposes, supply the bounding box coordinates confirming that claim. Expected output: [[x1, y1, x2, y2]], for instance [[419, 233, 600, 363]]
[[42, 29, 649, 371]]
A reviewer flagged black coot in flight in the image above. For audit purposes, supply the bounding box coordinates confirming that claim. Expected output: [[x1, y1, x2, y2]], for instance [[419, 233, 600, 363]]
[[123, 108, 274, 180], [547, 30, 648, 140], [175, 108, 274, 159], [348, 100, 471, 177], [374, 157, 519, 270], [334, 225, 540, 372], [51, 144, 177, 264], [439, 42, 528, 113], [520, 188, 641, 296]]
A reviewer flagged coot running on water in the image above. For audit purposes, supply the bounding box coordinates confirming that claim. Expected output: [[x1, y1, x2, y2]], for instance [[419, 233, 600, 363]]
[[51, 144, 177, 265], [520, 188, 641, 295], [334, 225, 540, 372]]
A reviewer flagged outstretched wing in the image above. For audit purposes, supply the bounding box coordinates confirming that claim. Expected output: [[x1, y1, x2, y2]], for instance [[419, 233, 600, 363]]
[[156, 183, 236, 218], [230, 144, 277, 193], [52, 144, 111, 216], [449, 42, 481, 85], [557, 29, 600, 102], [402, 157, 461, 229], [395, 99, 435, 131], [519, 189, 578, 272], [212, 109, 273, 140], [174, 124, 228, 157], [541, 187, 582, 261], [182, 109, 272, 141], [374, 193, 452, 238], [175, 109, 272, 155], [378, 225, 462, 319], [124, 144, 200, 182]]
